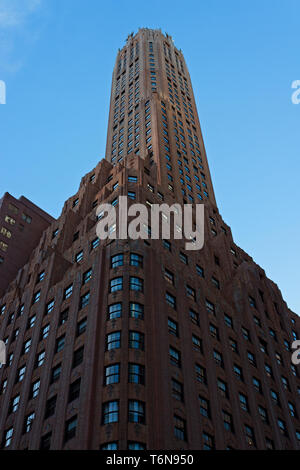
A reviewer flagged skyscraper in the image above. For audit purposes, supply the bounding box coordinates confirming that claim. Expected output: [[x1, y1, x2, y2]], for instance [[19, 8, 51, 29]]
[[0, 29, 299, 450]]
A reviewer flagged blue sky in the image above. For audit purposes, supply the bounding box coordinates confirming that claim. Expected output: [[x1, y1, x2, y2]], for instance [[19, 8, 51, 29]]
[[0, 0, 299, 314]]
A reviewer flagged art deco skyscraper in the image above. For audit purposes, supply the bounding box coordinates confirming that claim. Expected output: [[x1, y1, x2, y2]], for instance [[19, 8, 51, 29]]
[[0, 29, 299, 451]]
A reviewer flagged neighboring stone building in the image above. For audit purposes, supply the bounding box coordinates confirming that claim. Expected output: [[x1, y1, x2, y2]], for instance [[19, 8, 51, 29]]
[[0, 193, 55, 297], [0, 29, 299, 450]]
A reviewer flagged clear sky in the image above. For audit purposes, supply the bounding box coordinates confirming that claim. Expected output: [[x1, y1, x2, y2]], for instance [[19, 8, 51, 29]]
[[0, 0, 299, 314]]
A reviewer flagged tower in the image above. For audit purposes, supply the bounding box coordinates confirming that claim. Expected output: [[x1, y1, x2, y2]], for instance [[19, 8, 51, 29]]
[[0, 29, 299, 451]]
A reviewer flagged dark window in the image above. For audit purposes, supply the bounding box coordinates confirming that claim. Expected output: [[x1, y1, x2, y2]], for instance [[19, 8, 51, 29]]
[[55, 335, 65, 353], [130, 276, 143, 292], [73, 346, 84, 368], [51, 364, 61, 383], [166, 292, 176, 309], [129, 331, 144, 350], [128, 400, 145, 424], [223, 410, 234, 432], [174, 415, 187, 441], [172, 379, 184, 402], [79, 292, 90, 309], [82, 268, 92, 285], [128, 363, 145, 385], [59, 308, 69, 325], [168, 318, 178, 337], [169, 346, 181, 367], [76, 318, 87, 336], [44, 395, 57, 419], [40, 432, 52, 450], [199, 396, 210, 418], [64, 416, 77, 442], [195, 364, 207, 384], [68, 379, 81, 402], [63, 284, 73, 300]]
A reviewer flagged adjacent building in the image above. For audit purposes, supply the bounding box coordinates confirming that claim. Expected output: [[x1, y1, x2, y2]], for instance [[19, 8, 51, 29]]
[[0, 29, 299, 450], [0, 193, 55, 297]]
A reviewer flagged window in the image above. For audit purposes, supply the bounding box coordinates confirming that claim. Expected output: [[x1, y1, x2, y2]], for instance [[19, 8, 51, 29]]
[[203, 432, 214, 450], [247, 351, 256, 366], [104, 364, 120, 385], [32, 291, 41, 304], [129, 302, 143, 319], [229, 338, 238, 353], [278, 419, 288, 437], [22, 338, 32, 354], [168, 318, 178, 337], [44, 395, 57, 418], [108, 303, 122, 320], [129, 331, 144, 350], [128, 176, 137, 183], [253, 377, 262, 394], [192, 335, 202, 352], [189, 309, 199, 325], [79, 291, 90, 309], [174, 415, 187, 441], [128, 442, 146, 450], [172, 379, 184, 402], [233, 364, 243, 381], [110, 277, 123, 292], [82, 268, 92, 285], [213, 350, 224, 368], [76, 318, 87, 336], [224, 314, 233, 328], [281, 376, 290, 391], [130, 276, 143, 292], [239, 393, 249, 412], [91, 237, 100, 250], [128, 400, 145, 424], [265, 364, 273, 378], [51, 364, 61, 383], [288, 401, 297, 418], [179, 252, 188, 264], [73, 346, 84, 368], [40, 432, 52, 450], [63, 284, 73, 300], [245, 425, 256, 446], [242, 327, 251, 341], [205, 299, 215, 315], [164, 268, 174, 285], [128, 191, 136, 200], [186, 285, 196, 300], [75, 250, 83, 262], [30, 379, 40, 399], [166, 292, 176, 309], [55, 335, 65, 353], [69, 378, 81, 402], [199, 396, 210, 418], [64, 416, 77, 442], [217, 379, 228, 398], [24, 412, 35, 433], [249, 296, 257, 308], [111, 254, 123, 268], [128, 363, 145, 385], [258, 405, 268, 423], [169, 346, 181, 367], [10, 395, 20, 413], [59, 308, 69, 325], [130, 253, 143, 267], [211, 277, 220, 289], [41, 324, 50, 340], [163, 239, 171, 251], [37, 271, 45, 283], [196, 265, 204, 277], [106, 331, 121, 350], [223, 410, 234, 432], [16, 365, 26, 382], [209, 323, 219, 340], [102, 401, 119, 424], [270, 389, 280, 406], [101, 442, 118, 450], [45, 299, 55, 314], [195, 364, 207, 384], [3, 428, 13, 448]]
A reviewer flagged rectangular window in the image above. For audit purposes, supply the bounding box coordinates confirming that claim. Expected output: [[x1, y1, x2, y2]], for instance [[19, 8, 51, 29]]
[[108, 303, 122, 320], [104, 364, 120, 385], [128, 400, 145, 424], [63, 284, 73, 300], [106, 332, 121, 350], [110, 277, 123, 292], [79, 292, 90, 309], [174, 415, 187, 441], [102, 401, 119, 424], [128, 363, 145, 385]]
